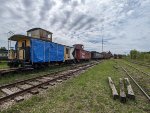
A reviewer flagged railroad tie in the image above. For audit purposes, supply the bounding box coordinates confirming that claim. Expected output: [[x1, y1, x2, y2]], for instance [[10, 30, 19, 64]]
[[108, 77, 119, 100], [119, 78, 126, 103], [56, 79, 63, 83], [1, 88, 24, 102], [49, 83, 56, 86], [16, 86, 39, 95], [124, 78, 135, 100], [61, 76, 69, 80], [36, 78, 48, 83], [42, 77, 52, 80], [25, 82, 35, 86], [39, 85, 48, 89], [29, 89, 39, 95]]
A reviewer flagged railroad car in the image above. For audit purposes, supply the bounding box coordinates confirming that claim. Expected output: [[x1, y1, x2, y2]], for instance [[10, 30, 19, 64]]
[[0, 50, 8, 60], [114, 54, 118, 59], [8, 28, 65, 68], [91, 51, 103, 60], [118, 54, 123, 59], [101, 51, 113, 59], [73, 44, 91, 62], [64, 46, 75, 63], [7, 28, 109, 68], [113, 54, 123, 59]]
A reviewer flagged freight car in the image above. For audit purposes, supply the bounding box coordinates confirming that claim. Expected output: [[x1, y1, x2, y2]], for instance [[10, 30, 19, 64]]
[[114, 54, 118, 59], [7, 28, 75, 68], [8, 36, 65, 68], [91, 51, 103, 60], [101, 51, 113, 59], [73, 44, 91, 62], [113, 54, 122, 59]]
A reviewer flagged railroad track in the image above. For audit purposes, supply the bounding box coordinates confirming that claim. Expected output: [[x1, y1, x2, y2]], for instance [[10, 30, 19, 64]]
[[0, 62, 99, 104], [124, 62, 150, 76], [0, 61, 97, 77], [118, 61, 150, 102], [126, 60, 150, 68], [0, 67, 34, 77], [121, 66, 150, 102]]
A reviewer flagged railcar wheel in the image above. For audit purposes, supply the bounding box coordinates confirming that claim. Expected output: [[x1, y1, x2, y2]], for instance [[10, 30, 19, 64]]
[[7, 62, 14, 68]]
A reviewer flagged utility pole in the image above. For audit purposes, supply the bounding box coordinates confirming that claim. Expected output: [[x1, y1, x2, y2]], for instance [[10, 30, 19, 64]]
[[7, 31, 15, 57], [102, 35, 103, 52], [101, 24, 104, 52]]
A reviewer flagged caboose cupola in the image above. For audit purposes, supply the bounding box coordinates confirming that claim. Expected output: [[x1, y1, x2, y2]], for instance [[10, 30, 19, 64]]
[[73, 44, 84, 50], [27, 28, 53, 41]]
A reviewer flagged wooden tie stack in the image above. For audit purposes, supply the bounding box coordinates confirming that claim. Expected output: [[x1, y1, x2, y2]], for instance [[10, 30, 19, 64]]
[[108, 77, 135, 103]]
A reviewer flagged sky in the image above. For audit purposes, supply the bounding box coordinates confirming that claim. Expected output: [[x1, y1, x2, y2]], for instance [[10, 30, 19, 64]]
[[0, 0, 150, 54]]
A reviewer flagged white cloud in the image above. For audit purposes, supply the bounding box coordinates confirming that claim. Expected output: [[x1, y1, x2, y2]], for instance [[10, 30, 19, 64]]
[[0, 0, 149, 54]]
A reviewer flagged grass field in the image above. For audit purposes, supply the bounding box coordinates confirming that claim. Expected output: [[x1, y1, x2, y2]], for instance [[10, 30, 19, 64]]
[[1, 60, 150, 113], [0, 61, 8, 69], [121, 60, 150, 73]]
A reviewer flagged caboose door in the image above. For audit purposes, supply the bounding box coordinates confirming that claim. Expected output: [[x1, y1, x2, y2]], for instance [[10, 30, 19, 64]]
[[19, 40, 26, 60]]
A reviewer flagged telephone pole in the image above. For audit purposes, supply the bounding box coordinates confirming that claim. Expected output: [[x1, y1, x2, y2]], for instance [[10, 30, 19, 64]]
[[101, 24, 104, 52], [102, 36, 103, 52]]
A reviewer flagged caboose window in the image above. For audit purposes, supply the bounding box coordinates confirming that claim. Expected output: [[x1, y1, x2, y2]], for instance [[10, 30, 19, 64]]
[[28, 33, 31, 36], [22, 41, 26, 48], [66, 48, 69, 54], [48, 34, 51, 38]]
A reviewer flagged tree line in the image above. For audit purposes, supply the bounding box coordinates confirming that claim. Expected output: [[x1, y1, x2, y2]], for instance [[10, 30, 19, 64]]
[[129, 49, 150, 62]]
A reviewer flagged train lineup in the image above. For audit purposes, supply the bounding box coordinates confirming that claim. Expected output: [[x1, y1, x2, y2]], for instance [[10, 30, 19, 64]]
[[7, 28, 112, 68]]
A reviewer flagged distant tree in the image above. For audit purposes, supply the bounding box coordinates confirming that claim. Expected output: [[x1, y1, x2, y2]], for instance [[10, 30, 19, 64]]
[[0, 47, 7, 51], [130, 49, 139, 59]]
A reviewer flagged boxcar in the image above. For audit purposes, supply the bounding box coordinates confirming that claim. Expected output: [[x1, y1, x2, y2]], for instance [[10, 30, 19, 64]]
[[91, 51, 103, 59], [30, 38, 64, 63], [101, 51, 112, 59]]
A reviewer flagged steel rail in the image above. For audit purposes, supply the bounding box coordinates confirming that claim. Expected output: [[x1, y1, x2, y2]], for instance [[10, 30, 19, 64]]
[[121, 66, 150, 101], [124, 62, 150, 76], [126, 60, 150, 68], [0, 62, 95, 89], [0, 63, 97, 103]]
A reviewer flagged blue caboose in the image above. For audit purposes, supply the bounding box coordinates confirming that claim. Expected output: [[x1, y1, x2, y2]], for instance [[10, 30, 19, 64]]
[[8, 28, 65, 68]]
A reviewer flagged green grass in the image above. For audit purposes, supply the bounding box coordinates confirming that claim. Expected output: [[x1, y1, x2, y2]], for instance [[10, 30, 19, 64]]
[[0, 61, 8, 69], [1, 60, 150, 113]]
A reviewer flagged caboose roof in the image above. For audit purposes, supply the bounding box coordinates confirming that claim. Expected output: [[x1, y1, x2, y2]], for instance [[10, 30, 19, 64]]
[[8, 34, 29, 41], [8, 34, 73, 48]]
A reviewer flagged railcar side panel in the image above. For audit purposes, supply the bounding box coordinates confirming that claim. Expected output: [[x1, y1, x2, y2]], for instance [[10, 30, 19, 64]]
[[57, 44, 64, 61], [49, 42, 57, 61], [30, 39, 44, 62], [75, 49, 91, 61], [91, 52, 103, 59], [30, 39, 64, 63]]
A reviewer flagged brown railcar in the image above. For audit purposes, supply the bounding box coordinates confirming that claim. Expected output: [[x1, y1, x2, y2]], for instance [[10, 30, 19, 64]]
[[73, 44, 91, 62]]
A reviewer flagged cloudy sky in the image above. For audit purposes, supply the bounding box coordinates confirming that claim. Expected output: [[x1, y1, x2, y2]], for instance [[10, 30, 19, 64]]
[[0, 0, 150, 54]]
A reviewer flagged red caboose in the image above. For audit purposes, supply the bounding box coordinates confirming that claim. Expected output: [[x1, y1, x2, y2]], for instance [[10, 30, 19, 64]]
[[73, 44, 91, 62]]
